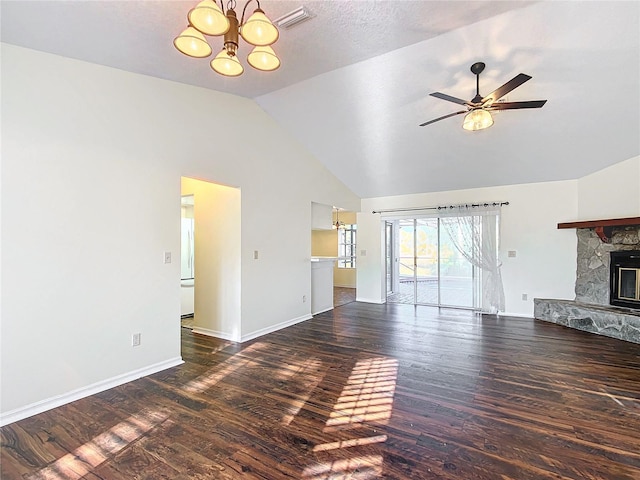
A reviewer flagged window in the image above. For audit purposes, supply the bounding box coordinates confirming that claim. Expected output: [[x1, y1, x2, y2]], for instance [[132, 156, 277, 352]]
[[338, 224, 357, 268]]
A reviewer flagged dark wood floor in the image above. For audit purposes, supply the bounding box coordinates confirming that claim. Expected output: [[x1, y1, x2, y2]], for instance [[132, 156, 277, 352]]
[[2, 303, 640, 479], [333, 287, 356, 307]]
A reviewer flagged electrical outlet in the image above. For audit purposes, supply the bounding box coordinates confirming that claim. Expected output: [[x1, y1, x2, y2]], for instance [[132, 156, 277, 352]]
[[508, 250, 517, 258], [254, 250, 259, 260], [522, 293, 528, 301], [303, 295, 307, 303], [132, 333, 141, 347]]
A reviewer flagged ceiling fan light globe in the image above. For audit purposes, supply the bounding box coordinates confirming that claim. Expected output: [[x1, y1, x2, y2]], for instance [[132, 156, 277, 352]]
[[188, 0, 230, 36], [240, 9, 279, 46], [247, 46, 280, 71], [463, 109, 494, 131], [211, 49, 244, 77], [174, 26, 212, 58]]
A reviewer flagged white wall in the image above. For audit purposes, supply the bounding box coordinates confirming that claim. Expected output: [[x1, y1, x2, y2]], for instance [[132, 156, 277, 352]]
[[181, 178, 241, 341], [577, 156, 640, 219], [0, 44, 359, 423], [358, 181, 579, 315]]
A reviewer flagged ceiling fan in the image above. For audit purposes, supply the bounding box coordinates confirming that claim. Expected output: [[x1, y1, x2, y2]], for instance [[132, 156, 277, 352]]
[[420, 62, 547, 131]]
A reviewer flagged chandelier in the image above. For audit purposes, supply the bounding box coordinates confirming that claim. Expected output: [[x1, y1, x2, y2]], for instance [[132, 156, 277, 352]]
[[333, 208, 345, 230], [174, 0, 280, 77]]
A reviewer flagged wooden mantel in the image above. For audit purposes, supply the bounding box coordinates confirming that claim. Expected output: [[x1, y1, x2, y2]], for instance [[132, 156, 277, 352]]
[[557, 217, 640, 243]]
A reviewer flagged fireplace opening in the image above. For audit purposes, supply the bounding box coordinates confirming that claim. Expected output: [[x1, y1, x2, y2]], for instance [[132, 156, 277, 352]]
[[610, 250, 640, 309]]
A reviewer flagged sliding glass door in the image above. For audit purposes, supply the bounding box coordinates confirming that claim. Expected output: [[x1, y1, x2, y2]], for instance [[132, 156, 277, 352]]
[[386, 217, 479, 309], [415, 218, 439, 304], [385, 222, 395, 296], [439, 221, 476, 308]]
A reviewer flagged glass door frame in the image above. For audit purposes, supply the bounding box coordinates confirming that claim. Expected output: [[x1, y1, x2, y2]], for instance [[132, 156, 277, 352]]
[[386, 216, 480, 310], [385, 221, 395, 296]]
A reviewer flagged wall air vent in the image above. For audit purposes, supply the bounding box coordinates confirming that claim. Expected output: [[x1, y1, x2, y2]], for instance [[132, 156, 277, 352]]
[[274, 6, 314, 29]]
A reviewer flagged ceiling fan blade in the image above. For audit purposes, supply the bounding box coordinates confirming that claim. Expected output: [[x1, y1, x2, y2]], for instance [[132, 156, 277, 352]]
[[488, 100, 547, 110], [419, 110, 466, 127], [430, 92, 474, 107], [481, 73, 532, 104]]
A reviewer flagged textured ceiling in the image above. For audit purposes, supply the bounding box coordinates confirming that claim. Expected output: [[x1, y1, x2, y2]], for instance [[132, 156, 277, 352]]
[[2, 1, 639, 198], [0, 0, 532, 98]]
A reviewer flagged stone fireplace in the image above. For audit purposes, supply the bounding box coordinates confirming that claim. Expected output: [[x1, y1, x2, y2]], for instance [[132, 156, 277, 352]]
[[534, 220, 640, 344], [575, 226, 640, 305]]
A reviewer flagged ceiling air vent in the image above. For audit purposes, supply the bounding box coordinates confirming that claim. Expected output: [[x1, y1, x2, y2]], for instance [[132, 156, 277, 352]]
[[274, 6, 314, 29]]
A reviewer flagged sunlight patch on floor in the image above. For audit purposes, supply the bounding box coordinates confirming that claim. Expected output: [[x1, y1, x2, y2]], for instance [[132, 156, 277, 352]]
[[27, 408, 169, 480], [209, 341, 233, 354], [275, 357, 322, 381], [279, 358, 325, 425], [302, 357, 397, 478], [325, 357, 398, 428], [183, 342, 264, 394], [312, 434, 388, 452], [302, 455, 383, 479]]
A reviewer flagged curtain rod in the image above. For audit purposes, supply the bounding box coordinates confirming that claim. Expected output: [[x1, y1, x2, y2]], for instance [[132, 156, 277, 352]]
[[372, 201, 509, 215]]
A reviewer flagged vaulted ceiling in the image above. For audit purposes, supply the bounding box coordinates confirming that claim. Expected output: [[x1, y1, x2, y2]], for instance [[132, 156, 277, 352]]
[[2, 1, 639, 198]]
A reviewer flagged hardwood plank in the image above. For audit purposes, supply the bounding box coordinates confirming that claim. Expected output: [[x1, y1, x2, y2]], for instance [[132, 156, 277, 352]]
[[2, 303, 640, 479]]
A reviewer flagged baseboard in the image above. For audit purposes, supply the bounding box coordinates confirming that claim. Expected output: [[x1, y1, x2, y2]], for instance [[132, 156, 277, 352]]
[[312, 307, 333, 315], [356, 297, 385, 304], [240, 314, 312, 343], [0, 357, 184, 427], [192, 327, 239, 342]]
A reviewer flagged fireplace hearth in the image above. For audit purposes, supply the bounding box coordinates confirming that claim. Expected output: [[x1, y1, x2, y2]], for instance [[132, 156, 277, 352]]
[[535, 220, 640, 345], [610, 250, 640, 309]]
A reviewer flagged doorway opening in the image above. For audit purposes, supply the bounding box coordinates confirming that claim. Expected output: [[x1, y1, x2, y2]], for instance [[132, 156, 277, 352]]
[[311, 205, 358, 310], [180, 177, 242, 341]]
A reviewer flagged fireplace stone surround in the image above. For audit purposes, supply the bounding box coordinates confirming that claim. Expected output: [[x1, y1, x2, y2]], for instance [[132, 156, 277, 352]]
[[534, 223, 640, 344]]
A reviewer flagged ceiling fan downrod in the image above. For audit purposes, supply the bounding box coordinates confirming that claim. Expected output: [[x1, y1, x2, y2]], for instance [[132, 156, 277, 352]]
[[470, 62, 485, 104]]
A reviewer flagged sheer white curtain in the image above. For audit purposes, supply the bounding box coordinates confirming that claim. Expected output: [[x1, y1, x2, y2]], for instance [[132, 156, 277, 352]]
[[440, 205, 505, 314]]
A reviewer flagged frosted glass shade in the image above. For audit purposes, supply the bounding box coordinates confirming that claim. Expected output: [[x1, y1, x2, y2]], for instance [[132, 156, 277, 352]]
[[247, 46, 280, 71], [462, 109, 494, 131], [240, 9, 279, 46], [211, 49, 244, 77], [174, 26, 212, 58], [188, 0, 230, 36]]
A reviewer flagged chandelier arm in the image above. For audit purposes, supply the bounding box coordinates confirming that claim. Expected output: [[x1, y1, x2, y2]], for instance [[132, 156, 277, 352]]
[[240, 0, 258, 25]]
